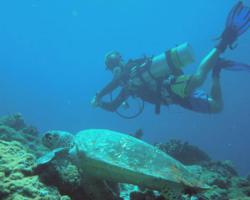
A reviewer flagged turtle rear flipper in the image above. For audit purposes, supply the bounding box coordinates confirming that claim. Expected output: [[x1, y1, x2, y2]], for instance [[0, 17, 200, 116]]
[[186, 165, 210, 190]]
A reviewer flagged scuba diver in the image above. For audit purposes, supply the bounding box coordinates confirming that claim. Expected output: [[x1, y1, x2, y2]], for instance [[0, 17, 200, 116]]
[[91, 1, 250, 118]]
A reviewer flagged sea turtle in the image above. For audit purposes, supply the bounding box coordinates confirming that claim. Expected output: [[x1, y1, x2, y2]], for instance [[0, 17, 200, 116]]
[[37, 129, 209, 200]]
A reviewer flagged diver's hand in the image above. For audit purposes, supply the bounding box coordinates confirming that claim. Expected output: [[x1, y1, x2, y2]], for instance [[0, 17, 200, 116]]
[[91, 95, 100, 108], [121, 101, 130, 110]]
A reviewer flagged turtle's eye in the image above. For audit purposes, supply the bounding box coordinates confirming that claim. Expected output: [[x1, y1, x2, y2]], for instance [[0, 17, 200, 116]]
[[45, 133, 53, 141]]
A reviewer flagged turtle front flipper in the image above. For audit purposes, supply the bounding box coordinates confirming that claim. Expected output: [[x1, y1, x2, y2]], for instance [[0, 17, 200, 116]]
[[36, 147, 70, 168]]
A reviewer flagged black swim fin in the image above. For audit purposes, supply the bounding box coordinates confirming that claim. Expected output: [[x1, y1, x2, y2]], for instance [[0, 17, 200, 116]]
[[213, 58, 250, 78], [217, 1, 250, 52]]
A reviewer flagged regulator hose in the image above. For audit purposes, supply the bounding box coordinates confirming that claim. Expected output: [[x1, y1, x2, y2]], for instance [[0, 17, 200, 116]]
[[110, 93, 144, 119]]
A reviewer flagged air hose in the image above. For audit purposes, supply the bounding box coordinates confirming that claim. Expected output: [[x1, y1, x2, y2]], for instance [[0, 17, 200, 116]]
[[110, 93, 144, 119]]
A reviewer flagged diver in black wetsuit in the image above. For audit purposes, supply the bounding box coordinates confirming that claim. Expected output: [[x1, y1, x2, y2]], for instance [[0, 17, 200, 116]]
[[92, 53, 172, 113], [91, 1, 250, 116]]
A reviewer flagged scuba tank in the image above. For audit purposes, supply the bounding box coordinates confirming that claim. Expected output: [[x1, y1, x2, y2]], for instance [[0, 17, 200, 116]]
[[130, 42, 195, 87]]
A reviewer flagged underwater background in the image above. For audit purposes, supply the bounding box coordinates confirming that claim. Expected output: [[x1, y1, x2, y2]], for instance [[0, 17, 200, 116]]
[[0, 0, 249, 176]]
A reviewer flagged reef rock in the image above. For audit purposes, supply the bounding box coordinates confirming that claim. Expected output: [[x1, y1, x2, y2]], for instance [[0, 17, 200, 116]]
[[247, 175, 250, 182], [0, 139, 69, 200], [0, 113, 26, 130], [155, 139, 211, 165], [0, 113, 46, 156], [37, 159, 89, 200], [154, 139, 250, 200]]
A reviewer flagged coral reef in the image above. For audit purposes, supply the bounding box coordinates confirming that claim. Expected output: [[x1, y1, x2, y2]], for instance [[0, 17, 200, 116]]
[[155, 139, 211, 165], [247, 175, 250, 182], [156, 141, 250, 200], [37, 159, 87, 200], [0, 113, 250, 200], [200, 163, 250, 199], [0, 113, 46, 156], [0, 140, 70, 200]]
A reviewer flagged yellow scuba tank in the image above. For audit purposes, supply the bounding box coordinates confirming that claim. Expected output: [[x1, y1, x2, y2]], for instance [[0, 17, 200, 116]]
[[130, 42, 195, 87]]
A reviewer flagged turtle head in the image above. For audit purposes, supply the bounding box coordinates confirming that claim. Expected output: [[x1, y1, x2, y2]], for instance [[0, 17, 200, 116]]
[[42, 130, 75, 150]]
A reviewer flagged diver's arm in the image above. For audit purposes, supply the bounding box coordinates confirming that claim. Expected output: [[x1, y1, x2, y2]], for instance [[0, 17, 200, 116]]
[[91, 78, 120, 108], [96, 78, 120, 100], [99, 89, 130, 112]]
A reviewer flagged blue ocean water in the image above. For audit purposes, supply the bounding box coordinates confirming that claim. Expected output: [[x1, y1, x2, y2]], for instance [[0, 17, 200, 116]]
[[0, 0, 249, 175]]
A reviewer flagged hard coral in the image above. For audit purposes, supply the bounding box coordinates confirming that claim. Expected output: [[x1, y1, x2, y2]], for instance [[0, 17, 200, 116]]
[[0, 114, 46, 156], [38, 159, 86, 200], [196, 162, 250, 199], [0, 113, 25, 130], [247, 175, 250, 182], [0, 140, 69, 200], [155, 139, 211, 165], [202, 160, 238, 177]]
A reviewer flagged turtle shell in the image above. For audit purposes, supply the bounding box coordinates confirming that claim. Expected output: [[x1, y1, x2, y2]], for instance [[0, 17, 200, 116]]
[[74, 129, 208, 191]]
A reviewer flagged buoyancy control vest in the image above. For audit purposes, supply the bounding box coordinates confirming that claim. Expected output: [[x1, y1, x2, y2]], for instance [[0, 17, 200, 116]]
[[126, 43, 195, 114]]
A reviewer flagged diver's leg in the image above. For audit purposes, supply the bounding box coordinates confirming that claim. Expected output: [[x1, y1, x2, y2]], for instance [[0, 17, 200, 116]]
[[208, 76, 224, 113], [186, 1, 250, 95], [176, 73, 223, 114], [186, 48, 221, 95]]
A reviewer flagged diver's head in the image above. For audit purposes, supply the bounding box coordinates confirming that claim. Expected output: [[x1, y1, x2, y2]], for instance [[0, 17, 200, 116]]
[[105, 51, 124, 79], [105, 51, 123, 71]]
